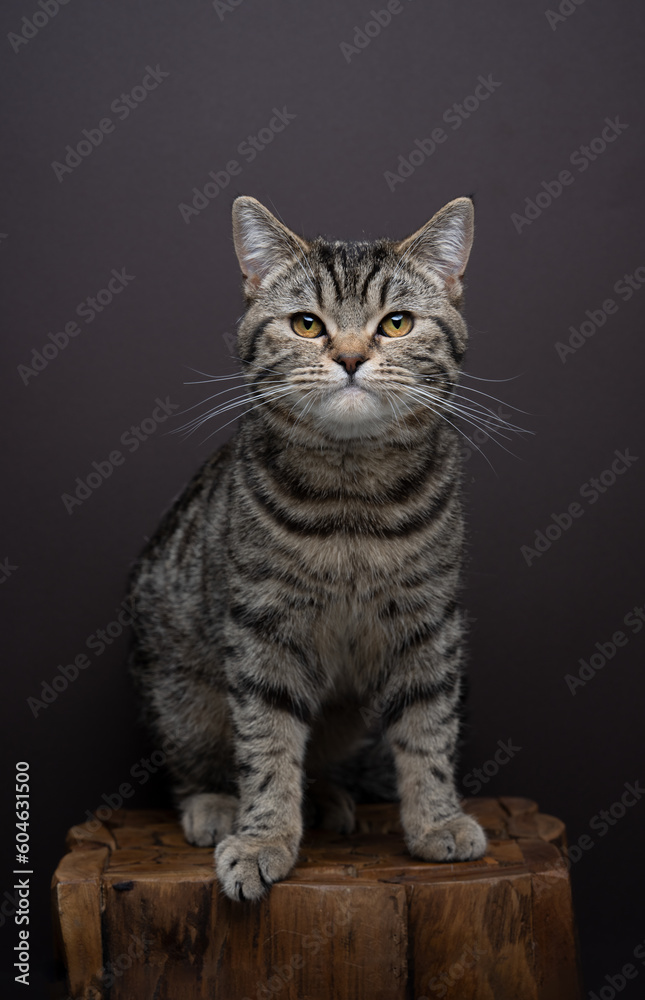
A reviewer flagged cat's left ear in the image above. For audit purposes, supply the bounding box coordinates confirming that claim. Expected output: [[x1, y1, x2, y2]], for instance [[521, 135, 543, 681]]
[[232, 196, 309, 295], [395, 197, 474, 299]]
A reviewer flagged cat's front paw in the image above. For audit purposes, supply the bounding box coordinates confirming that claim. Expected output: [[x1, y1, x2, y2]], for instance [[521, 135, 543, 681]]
[[407, 813, 487, 862], [215, 834, 298, 901], [180, 792, 238, 847]]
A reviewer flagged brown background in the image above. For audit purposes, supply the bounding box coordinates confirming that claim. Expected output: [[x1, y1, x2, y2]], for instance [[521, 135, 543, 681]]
[[1, 0, 644, 996]]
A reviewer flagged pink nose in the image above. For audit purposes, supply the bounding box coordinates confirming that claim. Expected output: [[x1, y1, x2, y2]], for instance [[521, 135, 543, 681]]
[[335, 354, 365, 376]]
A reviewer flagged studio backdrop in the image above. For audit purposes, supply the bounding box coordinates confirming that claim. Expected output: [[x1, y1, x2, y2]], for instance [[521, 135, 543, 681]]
[[1, 0, 644, 997]]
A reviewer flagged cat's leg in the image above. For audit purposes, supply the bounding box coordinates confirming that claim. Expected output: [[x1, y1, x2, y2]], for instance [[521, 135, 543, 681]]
[[214, 673, 315, 902], [380, 625, 487, 862], [139, 670, 240, 847]]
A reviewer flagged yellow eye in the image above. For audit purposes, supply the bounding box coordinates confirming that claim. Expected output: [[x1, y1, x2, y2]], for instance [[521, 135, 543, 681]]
[[291, 313, 324, 338], [379, 312, 414, 338]]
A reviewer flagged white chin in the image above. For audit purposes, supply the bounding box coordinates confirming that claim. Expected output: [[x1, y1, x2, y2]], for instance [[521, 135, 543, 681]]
[[310, 387, 392, 440]]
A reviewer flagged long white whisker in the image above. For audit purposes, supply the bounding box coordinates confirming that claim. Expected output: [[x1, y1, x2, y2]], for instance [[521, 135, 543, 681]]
[[285, 388, 319, 447], [175, 380, 294, 420], [175, 386, 295, 438], [459, 371, 523, 384], [416, 375, 531, 414], [229, 356, 290, 379], [184, 374, 248, 385], [391, 376, 528, 433], [198, 387, 296, 445], [403, 388, 498, 474], [437, 383, 533, 426], [407, 387, 508, 435], [183, 365, 245, 382], [189, 390, 296, 441], [406, 387, 521, 461], [385, 387, 420, 437], [441, 399, 529, 434], [428, 390, 531, 436]]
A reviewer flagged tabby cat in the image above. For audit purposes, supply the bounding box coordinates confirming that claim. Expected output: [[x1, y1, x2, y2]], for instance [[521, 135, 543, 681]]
[[129, 195, 487, 901]]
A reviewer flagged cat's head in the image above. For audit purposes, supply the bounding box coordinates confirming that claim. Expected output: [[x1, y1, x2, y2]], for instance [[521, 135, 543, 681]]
[[232, 196, 474, 442]]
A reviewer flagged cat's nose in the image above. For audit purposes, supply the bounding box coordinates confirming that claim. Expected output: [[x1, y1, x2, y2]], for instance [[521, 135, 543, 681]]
[[335, 354, 366, 376]]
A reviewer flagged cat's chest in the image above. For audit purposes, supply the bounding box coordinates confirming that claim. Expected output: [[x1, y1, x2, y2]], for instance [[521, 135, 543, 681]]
[[290, 531, 429, 597], [310, 593, 387, 688]]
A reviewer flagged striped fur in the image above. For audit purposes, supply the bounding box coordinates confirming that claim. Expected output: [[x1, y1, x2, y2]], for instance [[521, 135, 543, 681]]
[[129, 196, 487, 901]]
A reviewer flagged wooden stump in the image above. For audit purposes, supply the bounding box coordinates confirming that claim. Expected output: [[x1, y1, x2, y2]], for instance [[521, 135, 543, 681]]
[[51, 798, 582, 1000]]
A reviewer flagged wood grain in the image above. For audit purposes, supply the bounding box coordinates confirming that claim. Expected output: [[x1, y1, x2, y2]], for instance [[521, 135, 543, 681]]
[[53, 798, 582, 1000]]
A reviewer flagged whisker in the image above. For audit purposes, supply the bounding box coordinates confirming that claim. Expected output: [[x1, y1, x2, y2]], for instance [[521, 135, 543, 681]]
[[198, 387, 296, 446], [402, 387, 498, 474], [386, 374, 530, 435], [382, 389, 398, 429], [183, 365, 244, 382], [285, 388, 319, 447], [184, 390, 296, 437], [175, 381, 294, 421], [415, 374, 531, 414], [384, 387, 420, 437], [175, 386, 295, 438], [459, 371, 523, 384], [431, 389, 532, 435], [184, 374, 247, 385], [229, 356, 288, 379], [407, 386, 508, 434], [406, 387, 521, 461]]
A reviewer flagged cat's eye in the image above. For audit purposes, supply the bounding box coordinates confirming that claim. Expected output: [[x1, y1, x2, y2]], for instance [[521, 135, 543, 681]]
[[379, 312, 414, 338], [291, 313, 325, 338]]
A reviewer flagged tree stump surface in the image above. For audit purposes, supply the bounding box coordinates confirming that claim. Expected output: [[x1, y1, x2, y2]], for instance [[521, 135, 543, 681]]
[[51, 797, 582, 1000]]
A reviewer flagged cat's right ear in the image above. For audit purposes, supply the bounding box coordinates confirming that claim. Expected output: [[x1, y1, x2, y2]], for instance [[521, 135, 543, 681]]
[[395, 197, 474, 300], [232, 196, 309, 295]]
